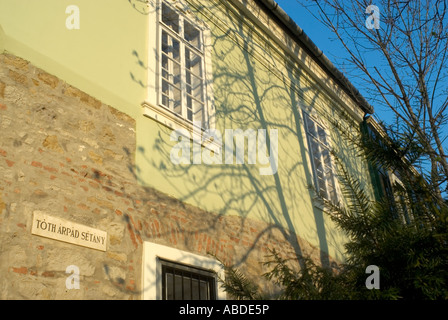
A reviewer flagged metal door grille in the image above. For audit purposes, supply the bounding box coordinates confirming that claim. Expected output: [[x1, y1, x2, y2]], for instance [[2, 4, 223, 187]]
[[161, 259, 216, 300]]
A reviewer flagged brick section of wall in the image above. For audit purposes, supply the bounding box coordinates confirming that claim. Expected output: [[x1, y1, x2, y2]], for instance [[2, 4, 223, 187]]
[[0, 53, 325, 299]]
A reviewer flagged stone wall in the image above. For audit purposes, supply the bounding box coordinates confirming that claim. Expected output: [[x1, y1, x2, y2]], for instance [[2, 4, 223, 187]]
[[0, 52, 324, 299]]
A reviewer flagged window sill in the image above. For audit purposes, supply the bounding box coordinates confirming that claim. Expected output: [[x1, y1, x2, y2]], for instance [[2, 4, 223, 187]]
[[142, 101, 221, 154]]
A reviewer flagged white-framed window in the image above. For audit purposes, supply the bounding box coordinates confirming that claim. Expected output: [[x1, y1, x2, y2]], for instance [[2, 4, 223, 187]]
[[160, 1, 206, 125], [142, 0, 216, 142], [142, 241, 226, 300], [302, 110, 338, 204]]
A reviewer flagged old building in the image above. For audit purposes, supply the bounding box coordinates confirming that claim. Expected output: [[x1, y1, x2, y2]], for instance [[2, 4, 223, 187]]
[[0, 0, 376, 299]]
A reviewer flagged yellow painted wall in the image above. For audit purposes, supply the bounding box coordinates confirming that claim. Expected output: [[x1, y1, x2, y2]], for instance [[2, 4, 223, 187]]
[[0, 0, 375, 262]]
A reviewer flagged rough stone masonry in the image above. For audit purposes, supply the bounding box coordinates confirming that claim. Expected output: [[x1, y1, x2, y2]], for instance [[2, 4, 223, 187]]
[[0, 52, 324, 299]]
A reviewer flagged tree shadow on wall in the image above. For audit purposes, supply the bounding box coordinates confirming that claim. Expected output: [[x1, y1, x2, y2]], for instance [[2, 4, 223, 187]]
[[122, 0, 360, 297], [127, 0, 152, 15]]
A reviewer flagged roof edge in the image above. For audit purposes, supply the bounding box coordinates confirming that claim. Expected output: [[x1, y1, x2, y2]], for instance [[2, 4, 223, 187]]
[[256, 0, 374, 115]]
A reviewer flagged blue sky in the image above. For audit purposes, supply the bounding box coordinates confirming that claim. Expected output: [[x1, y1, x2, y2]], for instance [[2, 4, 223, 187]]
[[274, 0, 392, 123], [274, 0, 338, 55]]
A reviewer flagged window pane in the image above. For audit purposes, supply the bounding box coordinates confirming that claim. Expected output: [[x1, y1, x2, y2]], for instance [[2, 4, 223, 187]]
[[313, 155, 322, 172], [184, 20, 201, 50], [162, 58, 181, 88], [162, 80, 182, 115], [161, 54, 181, 87], [185, 49, 203, 78], [162, 31, 180, 62], [199, 280, 208, 300], [174, 273, 182, 300], [187, 102, 193, 121], [166, 272, 174, 300], [186, 96, 205, 123], [183, 277, 191, 300], [162, 54, 168, 71], [310, 139, 320, 160], [318, 126, 328, 146], [162, 93, 169, 108], [329, 181, 337, 202], [317, 176, 327, 197], [304, 113, 315, 137], [191, 278, 200, 299], [162, 3, 179, 33], [186, 73, 204, 101], [322, 150, 331, 166], [303, 112, 311, 130]]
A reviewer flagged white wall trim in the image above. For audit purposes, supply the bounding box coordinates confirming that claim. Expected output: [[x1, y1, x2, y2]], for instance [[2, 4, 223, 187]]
[[142, 241, 226, 300]]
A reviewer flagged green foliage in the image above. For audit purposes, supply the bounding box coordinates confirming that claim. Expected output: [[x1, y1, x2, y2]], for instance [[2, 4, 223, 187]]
[[217, 261, 264, 300], [262, 250, 350, 300]]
